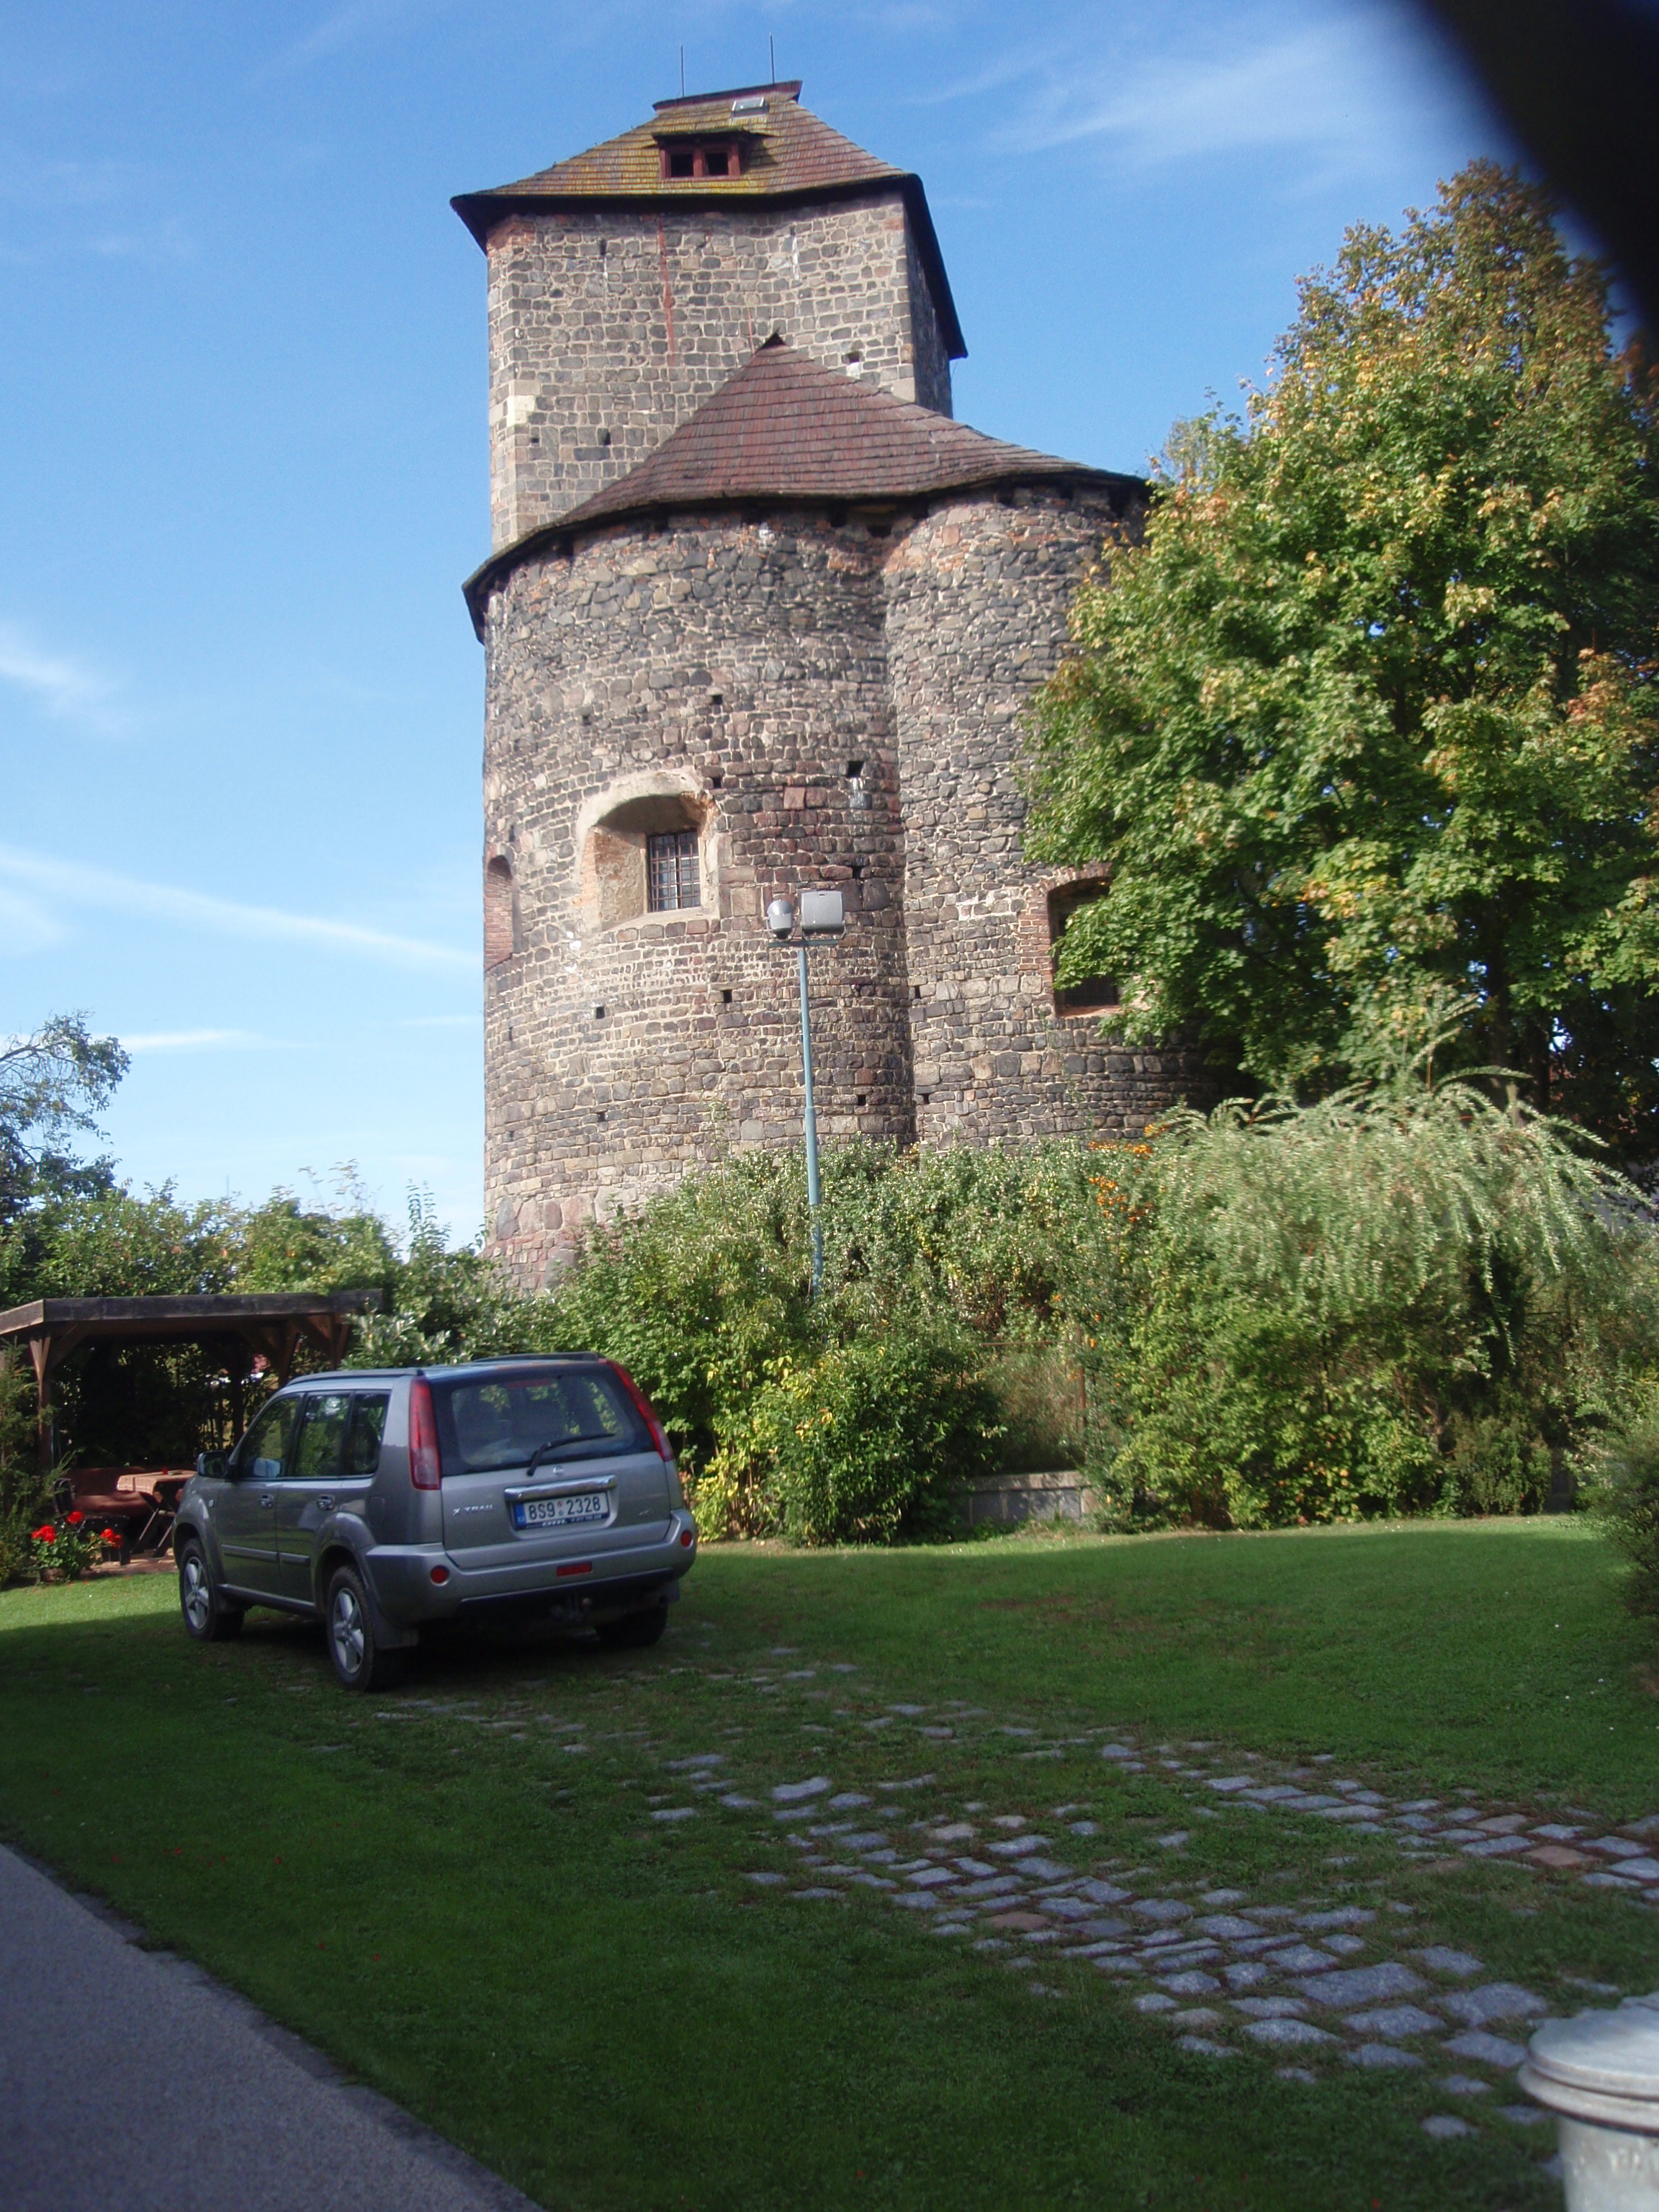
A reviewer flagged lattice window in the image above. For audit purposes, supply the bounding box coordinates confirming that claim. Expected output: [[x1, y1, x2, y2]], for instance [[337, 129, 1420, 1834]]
[[647, 830, 701, 912]]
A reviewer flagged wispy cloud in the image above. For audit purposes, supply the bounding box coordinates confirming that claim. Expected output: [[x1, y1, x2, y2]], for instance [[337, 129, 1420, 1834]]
[[0, 156, 150, 212], [0, 622, 126, 735], [0, 157, 194, 265], [253, 0, 450, 81], [121, 1028, 273, 1053], [934, 6, 1468, 183], [907, 42, 1064, 107], [0, 847, 472, 974], [0, 881, 62, 956], [85, 218, 196, 265]]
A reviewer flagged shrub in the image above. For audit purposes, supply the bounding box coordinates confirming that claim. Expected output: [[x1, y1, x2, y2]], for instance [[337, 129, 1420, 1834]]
[[543, 1155, 814, 1477], [1095, 1069, 1655, 1527], [1598, 1426, 1659, 1617], [747, 1331, 1002, 1547]]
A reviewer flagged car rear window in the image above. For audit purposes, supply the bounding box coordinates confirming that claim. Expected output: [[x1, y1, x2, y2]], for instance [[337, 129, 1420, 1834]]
[[431, 1365, 644, 1477]]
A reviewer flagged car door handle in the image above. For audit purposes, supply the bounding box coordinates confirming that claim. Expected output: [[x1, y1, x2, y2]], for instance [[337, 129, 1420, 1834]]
[[258, 1493, 275, 1509]]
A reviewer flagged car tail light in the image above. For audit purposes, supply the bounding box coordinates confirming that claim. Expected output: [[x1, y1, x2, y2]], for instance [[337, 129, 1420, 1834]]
[[429, 1564, 449, 1585], [679, 1527, 695, 1548], [409, 1375, 441, 1491], [607, 1362, 670, 1459]]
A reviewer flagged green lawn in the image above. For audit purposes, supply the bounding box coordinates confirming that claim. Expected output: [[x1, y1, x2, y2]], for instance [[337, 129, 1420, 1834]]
[[3, 1519, 1655, 2211]]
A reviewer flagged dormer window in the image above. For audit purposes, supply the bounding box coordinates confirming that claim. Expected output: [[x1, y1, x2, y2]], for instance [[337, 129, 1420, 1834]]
[[657, 138, 744, 181]]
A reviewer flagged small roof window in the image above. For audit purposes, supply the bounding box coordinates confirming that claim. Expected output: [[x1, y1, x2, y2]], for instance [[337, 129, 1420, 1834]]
[[730, 94, 767, 115], [657, 138, 744, 181]]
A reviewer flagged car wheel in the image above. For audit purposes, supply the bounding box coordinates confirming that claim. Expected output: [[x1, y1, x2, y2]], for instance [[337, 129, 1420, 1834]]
[[596, 1604, 668, 1650], [325, 1565, 407, 1692], [177, 1539, 243, 1642]]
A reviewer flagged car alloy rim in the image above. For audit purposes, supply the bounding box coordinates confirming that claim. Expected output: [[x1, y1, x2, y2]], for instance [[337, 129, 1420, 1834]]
[[182, 1555, 212, 1633], [331, 1587, 366, 1676]]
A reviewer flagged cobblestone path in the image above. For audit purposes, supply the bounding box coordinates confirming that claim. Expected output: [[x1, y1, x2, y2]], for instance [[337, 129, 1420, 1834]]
[[547, 1647, 1659, 2175]]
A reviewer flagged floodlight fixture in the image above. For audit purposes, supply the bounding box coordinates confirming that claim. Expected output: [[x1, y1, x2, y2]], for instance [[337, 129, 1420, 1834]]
[[765, 896, 796, 940], [799, 888, 845, 937]]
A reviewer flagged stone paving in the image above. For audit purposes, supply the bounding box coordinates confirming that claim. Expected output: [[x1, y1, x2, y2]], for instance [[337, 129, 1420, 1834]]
[[593, 1652, 1659, 2177], [397, 1642, 1659, 2182]]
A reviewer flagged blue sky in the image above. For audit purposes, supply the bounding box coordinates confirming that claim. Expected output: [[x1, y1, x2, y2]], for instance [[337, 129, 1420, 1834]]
[[0, 0, 1509, 1240]]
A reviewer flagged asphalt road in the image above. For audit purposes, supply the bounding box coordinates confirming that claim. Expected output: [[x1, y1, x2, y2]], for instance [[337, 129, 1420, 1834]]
[[0, 1843, 539, 2212]]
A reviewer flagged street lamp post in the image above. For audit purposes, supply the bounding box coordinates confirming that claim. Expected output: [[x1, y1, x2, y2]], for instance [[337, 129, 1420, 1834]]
[[766, 889, 845, 1295]]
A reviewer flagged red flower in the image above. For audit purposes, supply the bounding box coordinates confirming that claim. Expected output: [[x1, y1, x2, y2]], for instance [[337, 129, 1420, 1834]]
[[33, 1525, 55, 1542], [66, 1510, 84, 1526], [101, 1528, 120, 1545]]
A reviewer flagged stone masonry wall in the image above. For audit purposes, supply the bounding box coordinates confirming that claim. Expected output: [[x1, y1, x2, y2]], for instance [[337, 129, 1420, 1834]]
[[482, 508, 915, 1285], [480, 489, 1211, 1284], [884, 489, 1208, 1143], [485, 194, 953, 549]]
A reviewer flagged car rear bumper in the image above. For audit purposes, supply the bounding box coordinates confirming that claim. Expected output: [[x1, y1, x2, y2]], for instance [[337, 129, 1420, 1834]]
[[365, 1511, 698, 1629]]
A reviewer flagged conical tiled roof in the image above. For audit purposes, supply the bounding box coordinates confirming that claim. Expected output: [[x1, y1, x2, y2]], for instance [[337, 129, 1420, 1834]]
[[462, 341, 1139, 634], [564, 341, 1121, 521], [452, 82, 964, 359]]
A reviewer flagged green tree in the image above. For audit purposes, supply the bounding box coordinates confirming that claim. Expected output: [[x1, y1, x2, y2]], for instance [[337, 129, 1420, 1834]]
[[1026, 164, 1659, 1141], [0, 1014, 127, 1222]]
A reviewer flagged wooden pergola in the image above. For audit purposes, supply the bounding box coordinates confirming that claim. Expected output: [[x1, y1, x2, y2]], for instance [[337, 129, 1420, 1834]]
[[0, 1291, 382, 1469]]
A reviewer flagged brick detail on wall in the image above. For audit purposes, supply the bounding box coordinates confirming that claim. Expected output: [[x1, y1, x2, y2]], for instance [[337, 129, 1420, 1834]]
[[483, 853, 521, 969]]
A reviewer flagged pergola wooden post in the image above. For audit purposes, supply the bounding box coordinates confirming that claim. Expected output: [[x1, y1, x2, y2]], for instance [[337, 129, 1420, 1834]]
[[0, 1292, 382, 1476]]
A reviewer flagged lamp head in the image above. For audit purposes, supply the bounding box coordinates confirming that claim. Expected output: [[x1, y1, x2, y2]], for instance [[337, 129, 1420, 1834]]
[[799, 889, 846, 938], [765, 897, 796, 941]]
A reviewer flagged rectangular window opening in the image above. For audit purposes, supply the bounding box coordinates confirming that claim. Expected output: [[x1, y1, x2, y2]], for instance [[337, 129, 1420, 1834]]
[[647, 830, 701, 912]]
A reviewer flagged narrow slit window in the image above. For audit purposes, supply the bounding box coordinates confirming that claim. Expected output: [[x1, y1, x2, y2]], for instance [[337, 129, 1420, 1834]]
[[647, 830, 700, 912]]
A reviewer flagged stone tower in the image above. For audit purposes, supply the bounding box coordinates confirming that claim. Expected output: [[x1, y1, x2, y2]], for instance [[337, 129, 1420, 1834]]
[[452, 81, 963, 551], [456, 86, 1203, 1283]]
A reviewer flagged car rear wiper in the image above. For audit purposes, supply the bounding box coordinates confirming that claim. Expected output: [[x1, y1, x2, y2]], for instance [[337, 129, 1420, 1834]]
[[522, 1434, 615, 1478]]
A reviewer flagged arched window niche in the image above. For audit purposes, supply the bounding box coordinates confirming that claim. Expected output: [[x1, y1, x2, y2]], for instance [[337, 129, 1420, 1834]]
[[1046, 877, 1119, 1017], [575, 775, 718, 934], [484, 852, 523, 968]]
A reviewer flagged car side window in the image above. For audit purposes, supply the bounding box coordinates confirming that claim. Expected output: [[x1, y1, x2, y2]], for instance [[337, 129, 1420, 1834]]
[[238, 1395, 302, 1484], [345, 1394, 390, 1477], [291, 1393, 351, 1483]]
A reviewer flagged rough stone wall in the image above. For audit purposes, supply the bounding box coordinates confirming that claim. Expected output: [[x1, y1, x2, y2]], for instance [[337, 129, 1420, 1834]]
[[485, 194, 952, 548], [884, 489, 1208, 1143], [482, 508, 915, 1284], [480, 488, 1210, 1285], [902, 220, 953, 420]]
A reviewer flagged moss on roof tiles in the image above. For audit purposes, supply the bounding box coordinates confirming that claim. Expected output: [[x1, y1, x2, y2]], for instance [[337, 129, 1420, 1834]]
[[475, 83, 900, 202]]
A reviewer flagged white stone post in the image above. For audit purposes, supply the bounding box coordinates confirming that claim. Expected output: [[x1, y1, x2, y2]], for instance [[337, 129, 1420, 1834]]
[[1522, 1998, 1659, 2208]]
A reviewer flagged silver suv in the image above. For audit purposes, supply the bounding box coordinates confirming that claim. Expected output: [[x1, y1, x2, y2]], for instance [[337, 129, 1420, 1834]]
[[174, 1357, 696, 1690]]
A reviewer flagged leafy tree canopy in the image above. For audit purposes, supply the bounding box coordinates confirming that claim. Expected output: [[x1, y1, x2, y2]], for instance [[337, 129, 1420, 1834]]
[[0, 1014, 127, 1223], [1026, 163, 1659, 1141]]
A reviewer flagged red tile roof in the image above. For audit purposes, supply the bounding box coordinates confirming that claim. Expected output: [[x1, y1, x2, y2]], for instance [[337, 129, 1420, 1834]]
[[564, 340, 1121, 521], [451, 83, 965, 360], [462, 341, 1140, 634]]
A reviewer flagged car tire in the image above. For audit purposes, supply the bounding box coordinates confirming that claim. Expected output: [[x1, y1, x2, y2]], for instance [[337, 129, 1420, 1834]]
[[596, 1604, 668, 1650], [177, 1539, 243, 1642], [325, 1564, 407, 1692]]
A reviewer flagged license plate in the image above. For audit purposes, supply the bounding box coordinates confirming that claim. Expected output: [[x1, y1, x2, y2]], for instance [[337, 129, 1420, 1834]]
[[513, 1491, 609, 1532]]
